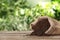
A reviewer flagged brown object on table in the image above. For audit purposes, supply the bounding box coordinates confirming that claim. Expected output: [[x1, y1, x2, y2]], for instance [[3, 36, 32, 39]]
[[30, 16, 60, 36]]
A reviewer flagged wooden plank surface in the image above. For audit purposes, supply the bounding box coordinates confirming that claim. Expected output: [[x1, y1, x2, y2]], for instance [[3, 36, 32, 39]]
[[0, 31, 60, 40]]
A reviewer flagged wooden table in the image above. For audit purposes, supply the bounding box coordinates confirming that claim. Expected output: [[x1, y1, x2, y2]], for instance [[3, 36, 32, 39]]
[[0, 31, 60, 40]]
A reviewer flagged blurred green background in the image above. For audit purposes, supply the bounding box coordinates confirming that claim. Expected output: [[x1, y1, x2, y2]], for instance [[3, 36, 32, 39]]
[[0, 0, 60, 31]]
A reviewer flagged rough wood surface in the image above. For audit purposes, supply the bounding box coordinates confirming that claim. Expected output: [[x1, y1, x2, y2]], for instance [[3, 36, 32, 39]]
[[0, 31, 60, 40], [30, 16, 60, 36]]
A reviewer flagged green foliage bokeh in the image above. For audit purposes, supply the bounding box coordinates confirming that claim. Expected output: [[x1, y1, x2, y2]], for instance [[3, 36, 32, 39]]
[[0, 0, 60, 31]]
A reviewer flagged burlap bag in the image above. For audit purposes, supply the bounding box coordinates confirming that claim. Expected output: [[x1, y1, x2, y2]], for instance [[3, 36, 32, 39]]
[[30, 16, 60, 36]]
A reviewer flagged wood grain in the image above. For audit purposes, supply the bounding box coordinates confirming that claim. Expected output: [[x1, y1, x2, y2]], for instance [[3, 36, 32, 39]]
[[0, 31, 60, 40]]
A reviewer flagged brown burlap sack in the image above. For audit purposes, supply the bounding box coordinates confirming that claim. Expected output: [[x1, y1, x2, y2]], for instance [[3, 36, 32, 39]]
[[30, 16, 60, 36]]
